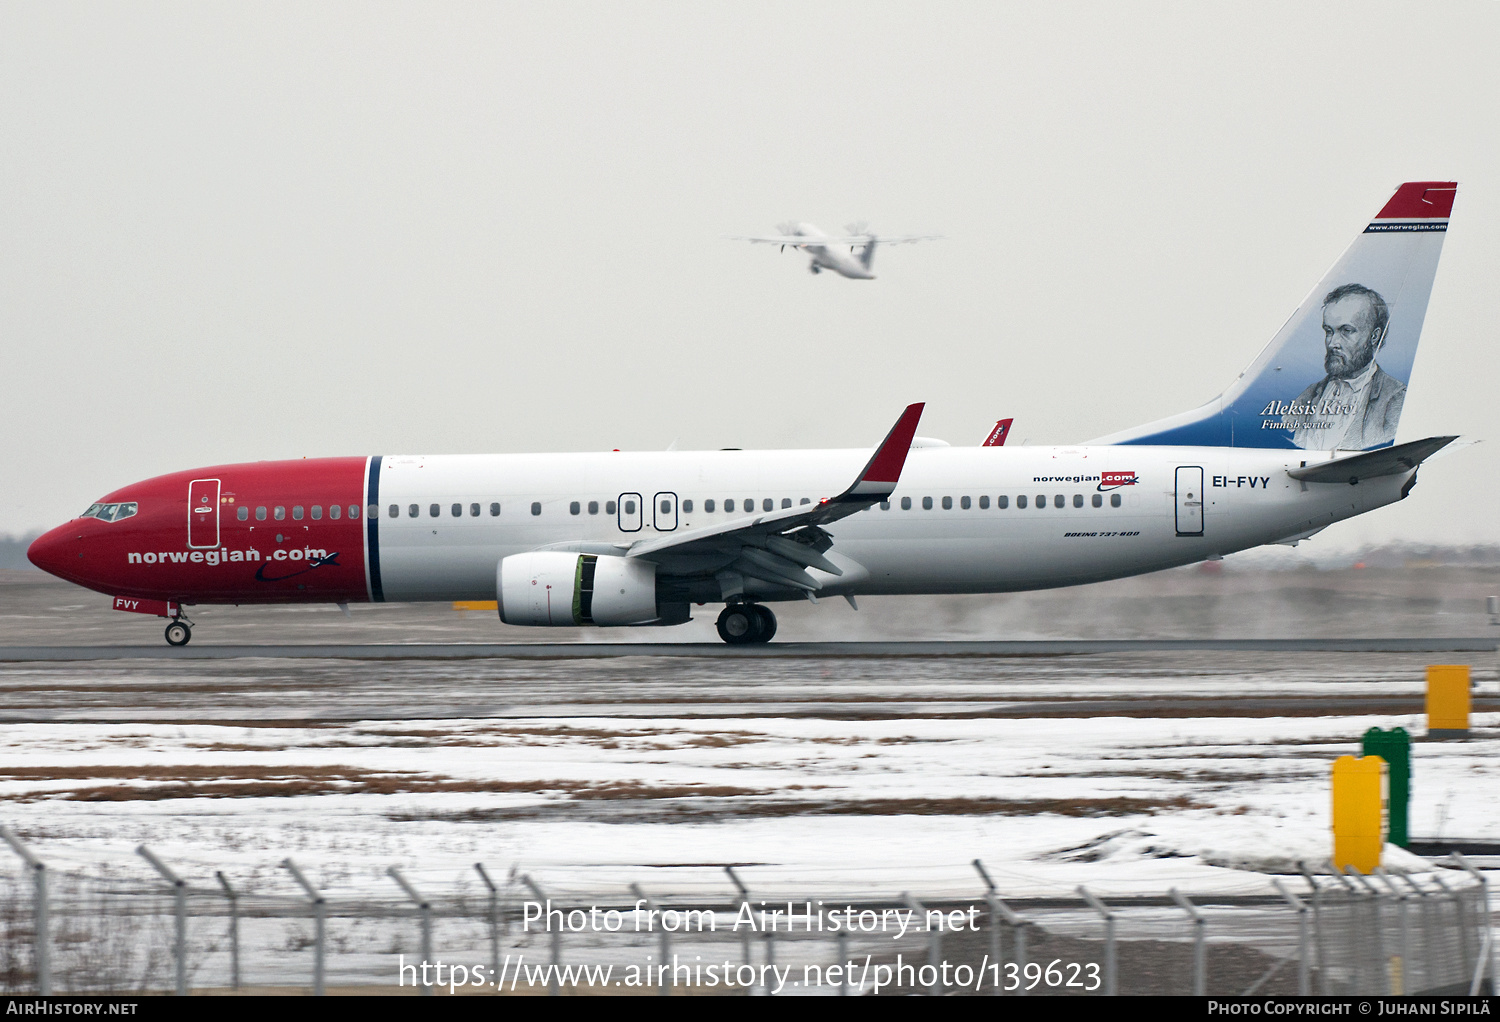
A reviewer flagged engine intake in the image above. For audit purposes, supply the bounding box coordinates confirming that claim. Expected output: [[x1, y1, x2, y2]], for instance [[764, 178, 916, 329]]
[[497, 552, 660, 627]]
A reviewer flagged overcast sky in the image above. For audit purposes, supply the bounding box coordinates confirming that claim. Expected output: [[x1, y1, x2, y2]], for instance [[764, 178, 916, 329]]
[[3, 2, 1497, 547]]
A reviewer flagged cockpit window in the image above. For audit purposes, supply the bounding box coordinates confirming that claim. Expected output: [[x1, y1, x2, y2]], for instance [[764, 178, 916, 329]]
[[80, 502, 138, 523]]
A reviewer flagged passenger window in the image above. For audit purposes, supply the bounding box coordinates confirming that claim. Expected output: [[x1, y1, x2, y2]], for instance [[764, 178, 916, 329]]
[[661, 499, 671, 514], [922, 496, 933, 510], [1054, 495, 1064, 508], [429, 504, 440, 517], [941, 496, 952, 510], [470, 503, 480, 517], [570, 501, 581, 515], [800, 497, 810, 505], [352, 505, 363, 519], [1111, 493, 1122, 507], [532, 502, 542, 516], [979, 496, 990, 509], [408, 504, 419, 518], [293, 506, 304, 521], [724, 499, 735, 512], [1017, 495, 1027, 509], [704, 499, 715, 513], [329, 505, 341, 520], [623, 500, 635, 515], [744, 498, 754, 512], [1035, 494, 1046, 508], [257, 506, 267, 521], [1073, 494, 1083, 508], [879, 501, 890, 510], [762, 498, 772, 512], [274, 506, 286, 520], [781, 498, 791, 509], [682, 499, 693, 513], [237, 506, 249, 521], [311, 505, 322, 520], [901, 497, 912, 510], [960, 496, 971, 509], [588, 501, 599, 515], [1092, 493, 1103, 508], [490, 503, 501, 516], [389, 504, 399, 518]]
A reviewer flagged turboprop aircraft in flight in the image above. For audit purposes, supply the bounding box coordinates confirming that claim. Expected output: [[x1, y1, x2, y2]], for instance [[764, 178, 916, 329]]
[[29, 182, 1460, 646], [727, 222, 942, 278]]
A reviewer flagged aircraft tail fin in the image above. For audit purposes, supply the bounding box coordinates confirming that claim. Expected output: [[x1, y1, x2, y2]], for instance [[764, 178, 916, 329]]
[[1090, 182, 1456, 452]]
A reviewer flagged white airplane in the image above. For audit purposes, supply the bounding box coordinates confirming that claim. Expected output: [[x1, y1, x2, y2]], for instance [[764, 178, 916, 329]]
[[29, 182, 1460, 646], [728, 222, 942, 279]]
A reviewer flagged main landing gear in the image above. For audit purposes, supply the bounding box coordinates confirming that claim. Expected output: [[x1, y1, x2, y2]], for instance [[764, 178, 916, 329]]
[[164, 615, 192, 647], [715, 603, 777, 645]]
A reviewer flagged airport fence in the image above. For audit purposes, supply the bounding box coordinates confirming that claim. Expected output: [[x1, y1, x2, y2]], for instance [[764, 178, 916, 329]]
[[0, 829, 1493, 996]]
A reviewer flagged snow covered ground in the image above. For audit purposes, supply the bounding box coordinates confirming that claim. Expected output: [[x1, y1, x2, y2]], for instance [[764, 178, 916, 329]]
[[1, 568, 1497, 991]]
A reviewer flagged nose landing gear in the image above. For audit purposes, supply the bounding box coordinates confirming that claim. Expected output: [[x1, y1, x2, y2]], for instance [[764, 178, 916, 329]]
[[715, 603, 777, 645], [164, 610, 193, 647]]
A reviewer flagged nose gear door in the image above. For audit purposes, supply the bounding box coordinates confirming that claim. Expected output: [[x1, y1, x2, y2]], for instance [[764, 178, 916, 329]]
[[188, 478, 221, 548]]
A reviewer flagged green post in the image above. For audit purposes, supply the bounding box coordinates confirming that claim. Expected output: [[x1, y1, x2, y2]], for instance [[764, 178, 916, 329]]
[[1362, 727, 1410, 847]]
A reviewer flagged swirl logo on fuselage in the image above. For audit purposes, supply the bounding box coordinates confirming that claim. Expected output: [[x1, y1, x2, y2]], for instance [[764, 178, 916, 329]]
[[255, 551, 341, 582], [1097, 472, 1138, 492]]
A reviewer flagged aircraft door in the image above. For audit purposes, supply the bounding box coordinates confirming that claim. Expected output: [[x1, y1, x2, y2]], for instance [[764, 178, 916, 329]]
[[188, 478, 221, 548], [1175, 466, 1204, 537], [617, 493, 643, 532], [653, 492, 678, 532]]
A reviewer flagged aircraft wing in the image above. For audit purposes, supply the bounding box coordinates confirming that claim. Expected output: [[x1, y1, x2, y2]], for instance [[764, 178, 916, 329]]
[[624, 403, 925, 590], [726, 233, 942, 247], [726, 234, 834, 246], [1286, 435, 1457, 484]]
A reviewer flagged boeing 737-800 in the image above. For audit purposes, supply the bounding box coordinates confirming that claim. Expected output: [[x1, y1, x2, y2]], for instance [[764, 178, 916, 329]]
[[29, 182, 1460, 646], [728, 222, 941, 278]]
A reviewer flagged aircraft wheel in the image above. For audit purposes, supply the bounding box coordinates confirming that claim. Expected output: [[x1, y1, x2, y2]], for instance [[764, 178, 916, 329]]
[[715, 605, 759, 645], [165, 621, 191, 647], [751, 605, 777, 643]]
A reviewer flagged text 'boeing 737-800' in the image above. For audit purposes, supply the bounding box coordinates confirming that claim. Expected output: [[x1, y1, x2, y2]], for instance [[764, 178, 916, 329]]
[[727, 222, 942, 278], [29, 182, 1461, 646]]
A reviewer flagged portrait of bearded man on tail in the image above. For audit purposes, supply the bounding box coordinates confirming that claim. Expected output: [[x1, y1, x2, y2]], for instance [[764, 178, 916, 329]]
[[1283, 283, 1406, 450]]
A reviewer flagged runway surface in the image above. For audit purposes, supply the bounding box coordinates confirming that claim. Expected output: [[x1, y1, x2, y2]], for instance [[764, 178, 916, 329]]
[[3, 636, 1496, 661]]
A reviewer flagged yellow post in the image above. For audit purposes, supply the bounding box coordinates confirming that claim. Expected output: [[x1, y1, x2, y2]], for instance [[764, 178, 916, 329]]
[[1426, 665, 1471, 739], [1332, 754, 1386, 874]]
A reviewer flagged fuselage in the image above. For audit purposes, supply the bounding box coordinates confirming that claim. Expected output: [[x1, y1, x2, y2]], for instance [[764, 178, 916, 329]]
[[27, 444, 1407, 609], [788, 224, 876, 279]]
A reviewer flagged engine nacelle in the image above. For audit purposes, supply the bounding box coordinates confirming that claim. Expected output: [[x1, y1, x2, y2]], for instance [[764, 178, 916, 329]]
[[497, 552, 660, 627]]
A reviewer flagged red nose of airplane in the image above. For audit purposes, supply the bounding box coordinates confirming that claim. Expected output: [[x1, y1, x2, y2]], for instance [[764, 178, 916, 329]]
[[27, 524, 84, 581]]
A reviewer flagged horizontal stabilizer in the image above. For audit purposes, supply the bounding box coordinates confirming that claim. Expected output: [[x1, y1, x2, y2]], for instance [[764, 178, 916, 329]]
[[1287, 435, 1457, 484]]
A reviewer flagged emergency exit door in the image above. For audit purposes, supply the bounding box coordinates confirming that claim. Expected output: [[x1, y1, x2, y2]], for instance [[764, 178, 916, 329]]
[[188, 478, 221, 548], [1175, 466, 1204, 537], [653, 492, 678, 531], [617, 492, 643, 532]]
